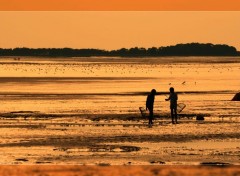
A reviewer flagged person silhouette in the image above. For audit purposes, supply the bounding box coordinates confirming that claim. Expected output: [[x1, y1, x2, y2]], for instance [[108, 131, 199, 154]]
[[146, 89, 157, 127], [165, 87, 178, 124]]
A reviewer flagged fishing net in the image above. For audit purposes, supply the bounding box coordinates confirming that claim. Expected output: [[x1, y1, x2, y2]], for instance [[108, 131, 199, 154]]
[[139, 103, 186, 118], [139, 107, 147, 117], [177, 103, 186, 113]]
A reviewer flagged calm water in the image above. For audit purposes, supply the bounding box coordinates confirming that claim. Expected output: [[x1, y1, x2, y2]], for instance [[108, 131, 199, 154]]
[[0, 56, 239, 118]]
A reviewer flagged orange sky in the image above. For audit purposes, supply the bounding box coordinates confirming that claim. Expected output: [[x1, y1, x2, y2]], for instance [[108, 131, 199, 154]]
[[0, 11, 240, 50], [1, 0, 240, 10]]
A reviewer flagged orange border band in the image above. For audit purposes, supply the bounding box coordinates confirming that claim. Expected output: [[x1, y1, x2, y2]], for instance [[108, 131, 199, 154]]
[[0, 0, 240, 11]]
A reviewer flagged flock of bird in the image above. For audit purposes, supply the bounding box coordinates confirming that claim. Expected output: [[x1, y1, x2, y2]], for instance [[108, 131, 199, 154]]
[[0, 60, 238, 88]]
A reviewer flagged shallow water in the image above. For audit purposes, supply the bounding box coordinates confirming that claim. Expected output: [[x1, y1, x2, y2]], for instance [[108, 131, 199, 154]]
[[0, 56, 239, 118], [0, 56, 239, 165], [0, 118, 239, 165]]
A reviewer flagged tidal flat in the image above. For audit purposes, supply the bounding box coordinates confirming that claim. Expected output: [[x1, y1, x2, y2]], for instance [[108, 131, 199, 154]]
[[0, 56, 239, 166]]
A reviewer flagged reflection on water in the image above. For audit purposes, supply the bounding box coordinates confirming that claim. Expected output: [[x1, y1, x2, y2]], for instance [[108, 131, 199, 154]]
[[0, 57, 239, 165], [0, 57, 239, 118], [0, 118, 239, 165]]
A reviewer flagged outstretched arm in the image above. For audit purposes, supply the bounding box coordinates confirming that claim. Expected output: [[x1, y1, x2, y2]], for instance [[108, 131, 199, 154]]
[[165, 94, 170, 101]]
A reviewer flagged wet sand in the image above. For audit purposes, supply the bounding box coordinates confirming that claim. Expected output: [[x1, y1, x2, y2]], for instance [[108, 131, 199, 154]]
[[0, 117, 239, 165], [0, 57, 239, 175], [0, 165, 239, 176]]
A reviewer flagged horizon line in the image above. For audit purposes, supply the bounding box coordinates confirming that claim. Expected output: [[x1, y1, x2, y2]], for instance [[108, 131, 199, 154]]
[[0, 42, 239, 51]]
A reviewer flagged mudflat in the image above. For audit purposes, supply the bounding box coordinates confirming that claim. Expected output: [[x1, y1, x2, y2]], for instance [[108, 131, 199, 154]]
[[0, 117, 239, 165], [0, 57, 239, 175]]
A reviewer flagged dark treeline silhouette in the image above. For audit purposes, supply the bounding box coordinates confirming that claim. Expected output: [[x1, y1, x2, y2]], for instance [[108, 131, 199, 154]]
[[0, 43, 239, 57]]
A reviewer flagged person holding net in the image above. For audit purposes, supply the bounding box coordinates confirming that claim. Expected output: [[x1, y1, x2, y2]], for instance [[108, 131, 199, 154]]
[[165, 87, 179, 124]]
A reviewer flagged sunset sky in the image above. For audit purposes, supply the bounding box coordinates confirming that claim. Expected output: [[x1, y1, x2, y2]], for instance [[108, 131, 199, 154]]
[[0, 11, 240, 50]]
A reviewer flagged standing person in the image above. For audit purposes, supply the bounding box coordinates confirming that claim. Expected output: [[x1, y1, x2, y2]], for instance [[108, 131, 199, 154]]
[[146, 89, 157, 127], [165, 87, 178, 124]]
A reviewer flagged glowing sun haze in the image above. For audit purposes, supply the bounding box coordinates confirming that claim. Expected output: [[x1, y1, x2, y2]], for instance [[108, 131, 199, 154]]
[[0, 11, 239, 50]]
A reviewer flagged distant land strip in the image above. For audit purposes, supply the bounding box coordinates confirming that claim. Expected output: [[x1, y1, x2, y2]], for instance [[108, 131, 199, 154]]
[[0, 43, 239, 57]]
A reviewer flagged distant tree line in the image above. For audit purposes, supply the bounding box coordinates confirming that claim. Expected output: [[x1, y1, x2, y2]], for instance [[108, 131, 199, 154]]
[[0, 43, 239, 57]]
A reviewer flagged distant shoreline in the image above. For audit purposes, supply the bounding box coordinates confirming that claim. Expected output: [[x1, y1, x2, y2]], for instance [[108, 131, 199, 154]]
[[0, 43, 239, 57], [1, 55, 240, 58]]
